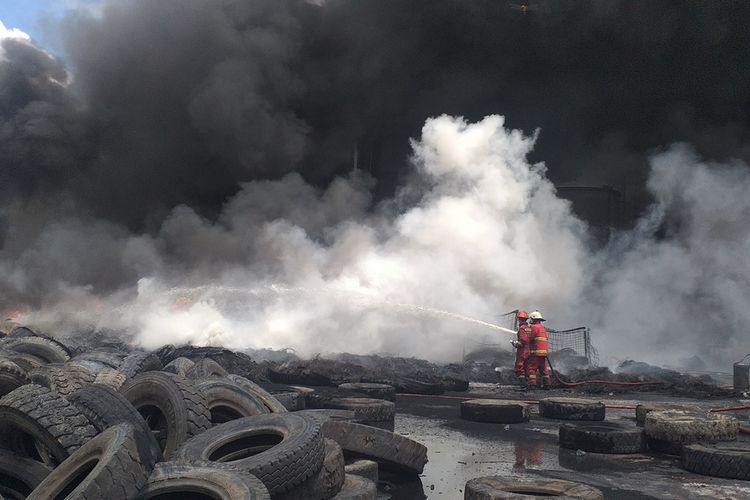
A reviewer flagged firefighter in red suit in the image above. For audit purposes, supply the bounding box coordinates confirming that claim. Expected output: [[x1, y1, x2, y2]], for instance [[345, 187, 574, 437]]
[[512, 310, 532, 388], [526, 310, 551, 389]]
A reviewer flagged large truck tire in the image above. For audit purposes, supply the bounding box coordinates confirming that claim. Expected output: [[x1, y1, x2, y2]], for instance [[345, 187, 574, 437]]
[[0, 450, 52, 500], [92, 368, 126, 390], [173, 413, 325, 496], [338, 383, 396, 402], [313, 398, 395, 431], [278, 439, 346, 500], [635, 403, 699, 426], [344, 459, 378, 484], [464, 477, 604, 500], [26, 424, 150, 500], [67, 384, 163, 469], [120, 352, 164, 379], [460, 399, 530, 424], [134, 462, 270, 500], [322, 420, 427, 475], [196, 377, 270, 424], [186, 358, 228, 379], [0, 384, 97, 467], [644, 410, 739, 455], [163, 357, 195, 377], [0, 359, 29, 397], [228, 374, 288, 413], [559, 422, 646, 454], [539, 397, 605, 421], [29, 364, 95, 396], [120, 372, 212, 459], [2, 337, 69, 364], [681, 441, 750, 480]]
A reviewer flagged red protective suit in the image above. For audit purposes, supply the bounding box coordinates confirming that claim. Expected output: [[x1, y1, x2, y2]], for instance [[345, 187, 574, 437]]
[[514, 320, 531, 377], [527, 322, 551, 388]]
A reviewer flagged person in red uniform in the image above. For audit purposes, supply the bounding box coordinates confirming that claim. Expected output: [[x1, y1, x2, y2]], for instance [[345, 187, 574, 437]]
[[526, 310, 551, 389], [511, 310, 532, 388]]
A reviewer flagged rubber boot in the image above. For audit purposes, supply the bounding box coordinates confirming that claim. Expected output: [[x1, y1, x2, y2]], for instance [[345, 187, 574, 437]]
[[516, 375, 528, 391]]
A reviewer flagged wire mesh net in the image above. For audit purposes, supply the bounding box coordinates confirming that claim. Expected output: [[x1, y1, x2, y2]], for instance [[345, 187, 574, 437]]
[[498, 310, 599, 366]]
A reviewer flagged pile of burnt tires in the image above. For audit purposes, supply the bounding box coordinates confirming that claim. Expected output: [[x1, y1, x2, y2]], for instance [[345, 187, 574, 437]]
[[0, 330, 428, 499]]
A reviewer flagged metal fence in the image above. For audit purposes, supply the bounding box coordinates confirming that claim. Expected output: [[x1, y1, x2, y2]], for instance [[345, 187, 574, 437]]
[[497, 310, 599, 366]]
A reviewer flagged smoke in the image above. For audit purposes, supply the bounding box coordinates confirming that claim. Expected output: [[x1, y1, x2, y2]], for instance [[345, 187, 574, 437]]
[[1, 1, 749, 368]]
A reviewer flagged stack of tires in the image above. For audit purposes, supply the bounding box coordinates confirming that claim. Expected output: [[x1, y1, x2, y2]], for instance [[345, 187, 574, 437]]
[[0, 328, 428, 499]]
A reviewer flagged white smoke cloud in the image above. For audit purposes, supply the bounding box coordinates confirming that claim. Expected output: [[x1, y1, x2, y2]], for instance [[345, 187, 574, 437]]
[[7, 115, 750, 370]]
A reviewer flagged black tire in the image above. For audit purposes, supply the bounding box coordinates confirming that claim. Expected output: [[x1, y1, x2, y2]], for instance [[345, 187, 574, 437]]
[[644, 410, 739, 456], [163, 357, 195, 376], [391, 376, 444, 395], [120, 351, 164, 379], [344, 459, 378, 484], [186, 358, 228, 379], [278, 439, 346, 500], [260, 383, 308, 411], [322, 420, 427, 475], [539, 397, 605, 421], [559, 422, 646, 454], [298, 409, 365, 425], [635, 403, 700, 426], [682, 441, 750, 480], [0, 449, 52, 500], [313, 398, 395, 431], [5, 353, 46, 371], [93, 368, 126, 390], [26, 424, 150, 500], [67, 384, 163, 469], [338, 383, 396, 402], [2, 337, 69, 364], [331, 474, 377, 500], [196, 378, 270, 424], [120, 372, 212, 459], [134, 462, 270, 499], [0, 384, 97, 467], [464, 477, 603, 500], [29, 364, 96, 396], [173, 413, 326, 496], [0, 360, 29, 397], [228, 374, 288, 413], [460, 399, 530, 424], [5, 326, 37, 338], [73, 351, 126, 369]]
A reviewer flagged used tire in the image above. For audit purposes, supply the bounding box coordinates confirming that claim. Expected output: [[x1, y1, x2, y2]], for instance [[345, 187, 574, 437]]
[[314, 398, 395, 431], [559, 421, 646, 454], [93, 368, 126, 390], [186, 358, 228, 379], [163, 357, 195, 377], [539, 397, 605, 421], [67, 384, 163, 469], [322, 420, 427, 475], [173, 413, 326, 496], [344, 459, 378, 484], [259, 384, 307, 411], [644, 410, 739, 455], [26, 424, 151, 500], [0, 450, 52, 500], [0, 384, 97, 467], [196, 378, 270, 424], [464, 477, 604, 499], [120, 351, 164, 379], [635, 403, 699, 426], [0, 359, 29, 397], [298, 409, 365, 425], [332, 474, 377, 500], [338, 383, 396, 402], [120, 372, 212, 459], [2, 337, 69, 364], [228, 374, 288, 413], [73, 351, 126, 369], [134, 462, 270, 499], [391, 376, 443, 395], [29, 363, 95, 396], [682, 441, 750, 480], [278, 439, 346, 500], [460, 399, 530, 424]]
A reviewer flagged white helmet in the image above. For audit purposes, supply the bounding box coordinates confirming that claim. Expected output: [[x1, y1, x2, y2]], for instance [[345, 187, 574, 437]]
[[529, 310, 545, 321]]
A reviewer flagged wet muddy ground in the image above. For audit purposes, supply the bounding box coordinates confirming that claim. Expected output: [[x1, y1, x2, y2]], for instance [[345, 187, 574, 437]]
[[390, 384, 750, 499]]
